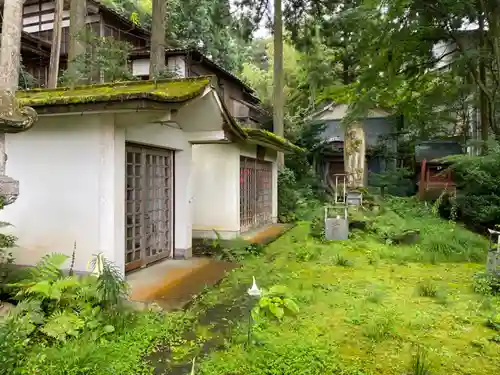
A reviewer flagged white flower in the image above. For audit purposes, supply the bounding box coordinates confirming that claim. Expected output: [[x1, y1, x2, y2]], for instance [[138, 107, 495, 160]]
[[247, 276, 261, 297]]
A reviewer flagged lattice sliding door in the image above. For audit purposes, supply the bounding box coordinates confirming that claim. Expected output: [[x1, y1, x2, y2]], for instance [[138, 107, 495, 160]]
[[240, 156, 273, 232], [125, 145, 174, 271]]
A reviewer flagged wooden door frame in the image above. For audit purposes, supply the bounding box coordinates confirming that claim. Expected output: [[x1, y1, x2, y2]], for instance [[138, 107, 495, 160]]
[[125, 142, 175, 272]]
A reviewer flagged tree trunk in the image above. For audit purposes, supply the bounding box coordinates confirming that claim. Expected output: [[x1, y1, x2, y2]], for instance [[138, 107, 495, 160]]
[[68, 0, 87, 83], [0, 0, 24, 91], [0, 0, 38, 205], [48, 0, 64, 88], [150, 0, 167, 79], [478, 13, 490, 153], [273, 0, 285, 168]]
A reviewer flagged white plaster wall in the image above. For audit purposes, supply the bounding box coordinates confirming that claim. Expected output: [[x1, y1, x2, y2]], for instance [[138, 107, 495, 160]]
[[132, 59, 150, 77], [192, 144, 240, 239], [120, 122, 193, 258], [0, 114, 113, 273], [131, 57, 187, 78], [168, 56, 187, 77], [0, 112, 194, 275], [192, 143, 279, 240]]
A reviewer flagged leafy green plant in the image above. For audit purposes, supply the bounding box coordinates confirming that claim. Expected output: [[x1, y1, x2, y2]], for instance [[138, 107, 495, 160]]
[[363, 310, 396, 341], [409, 346, 432, 375], [416, 280, 438, 298], [0, 212, 17, 292], [251, 285, 299, 322], [473, 272, 500, 296], [8, 253, 126, 343], [295, 243, 321, 262], [61, 29, 135, 86], [89, 253, 129, 307], [0, 308, 36, 375], [335, 254, 353, 267], [209, 230, 262, 262], [486, 313, 500, 332], [369, 167, 415, 197], [366, 288, 385, 304], [309, 211, 325, 240]]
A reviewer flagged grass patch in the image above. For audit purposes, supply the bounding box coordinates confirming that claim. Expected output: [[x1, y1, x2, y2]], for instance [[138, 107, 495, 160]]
[[335, 254, 353, 267], [182, 199, 499, 374], [14, 198, 500, 375], [417, 280, 439, 297]]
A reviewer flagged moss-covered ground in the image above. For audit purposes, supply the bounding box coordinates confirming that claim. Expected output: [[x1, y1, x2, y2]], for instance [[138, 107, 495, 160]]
[[19, 198, 500, 374], [173, 198, 499, 374]]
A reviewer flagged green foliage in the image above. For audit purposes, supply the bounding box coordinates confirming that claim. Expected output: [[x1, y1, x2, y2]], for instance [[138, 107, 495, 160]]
[[104, 0, 249, 72], [19, 62, 38, 89], [16, 311, 190, 375], [277, 167, 300, 223], [416, 280, 438, 298], [209, 231, 263, 262], [473, 272, 500, 296], [409, 347, 432, 375], [294, 243, 322, 262], [0, 309, 36, 375], [362, 309, 396, 341], [61, 30, 135, 86], [335, 254, 353, 267], [368, 197, 489, 263], [251, 285, 299, 322], [0, 226, 16, 293], [309, 210, 325, 240], [89, 254, 130, 308], [369, 167, 415, 197], [7, 253, 127, 343], [486, 313, 500, 332], [445, 147, 500, 229]]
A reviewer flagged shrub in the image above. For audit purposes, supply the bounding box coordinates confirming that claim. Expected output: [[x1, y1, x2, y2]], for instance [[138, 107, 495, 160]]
[[472, 272, 500, 296], [369, 167, 416, 197], [0, 312, 35, 375], [0, 213, 17, 294], [278, 167, 301, 223], [278, 167, 322, 224], [309, 210, 325, 240], [445, 146, 500, 230]]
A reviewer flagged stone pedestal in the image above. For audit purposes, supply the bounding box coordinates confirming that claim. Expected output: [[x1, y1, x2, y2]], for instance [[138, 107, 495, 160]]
[[0, 175, 19, 206]]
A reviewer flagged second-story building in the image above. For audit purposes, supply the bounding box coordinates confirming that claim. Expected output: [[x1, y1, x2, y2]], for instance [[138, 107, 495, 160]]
[[15, 0, 271, 130]]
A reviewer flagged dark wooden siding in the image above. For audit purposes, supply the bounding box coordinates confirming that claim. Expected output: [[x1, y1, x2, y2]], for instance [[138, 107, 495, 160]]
[[101, 14, 147, 48]]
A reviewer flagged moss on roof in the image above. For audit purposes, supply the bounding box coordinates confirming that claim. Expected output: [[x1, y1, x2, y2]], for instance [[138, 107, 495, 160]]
[[16, 76, 212, 107], [243, 128, 304, 153]]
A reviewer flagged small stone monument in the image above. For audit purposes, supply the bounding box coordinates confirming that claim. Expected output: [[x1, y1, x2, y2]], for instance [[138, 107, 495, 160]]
[[347, 190, 363, 206], [324, 206, 349, 241]]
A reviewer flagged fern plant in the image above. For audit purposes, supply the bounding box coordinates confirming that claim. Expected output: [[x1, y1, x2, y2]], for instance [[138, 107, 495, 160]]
[[89, 253, 129, 307], [9, 253, 124, 342]]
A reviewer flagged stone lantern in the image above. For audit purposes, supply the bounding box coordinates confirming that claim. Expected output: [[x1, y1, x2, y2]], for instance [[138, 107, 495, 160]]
[[0, 90, 38, 206]]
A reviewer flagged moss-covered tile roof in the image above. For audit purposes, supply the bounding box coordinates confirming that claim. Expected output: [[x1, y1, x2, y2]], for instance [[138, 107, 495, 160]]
[[243, 128, 304, 153], [16, 76, 212, 107]]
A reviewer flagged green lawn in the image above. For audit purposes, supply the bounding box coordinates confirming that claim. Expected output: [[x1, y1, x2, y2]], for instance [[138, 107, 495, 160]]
[[19, 199, 500, 375], [188, 224, 499, 375], [181, 199, 499, 375]]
